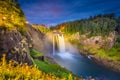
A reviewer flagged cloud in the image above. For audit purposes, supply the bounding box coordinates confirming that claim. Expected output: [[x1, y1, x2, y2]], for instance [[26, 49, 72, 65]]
[[19, 0, 120, 25]]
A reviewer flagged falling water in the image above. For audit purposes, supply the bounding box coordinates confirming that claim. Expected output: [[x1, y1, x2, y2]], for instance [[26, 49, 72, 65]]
[[53, 36, 55, 55], [53, 34, 66, 55], [52, 34, 120, 80], [53, 34, 73, 59], [58, 34, 65, 53]]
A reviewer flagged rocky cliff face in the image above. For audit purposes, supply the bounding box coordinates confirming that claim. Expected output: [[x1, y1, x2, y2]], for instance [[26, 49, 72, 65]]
[[68, 32, 116, 49], [0, 23, 53, 65], [26, 24, 52, 55], [0, 28, 33, 65], [26, 24, 44, 52], [0, 1, 34, 64], [0, 1, 53, 65]]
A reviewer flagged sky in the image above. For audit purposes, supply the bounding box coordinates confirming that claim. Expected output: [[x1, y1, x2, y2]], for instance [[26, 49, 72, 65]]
[[19, 0, 120, 26]]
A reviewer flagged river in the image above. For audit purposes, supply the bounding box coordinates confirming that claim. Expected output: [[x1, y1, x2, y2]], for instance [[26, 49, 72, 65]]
[[53, 53, 120, 80], [53, 34, 120, 80]]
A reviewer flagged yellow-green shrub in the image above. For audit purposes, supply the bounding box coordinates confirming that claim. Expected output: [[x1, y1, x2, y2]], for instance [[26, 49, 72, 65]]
[[0, 55, 66, 80], [0, 1, 27, 34]]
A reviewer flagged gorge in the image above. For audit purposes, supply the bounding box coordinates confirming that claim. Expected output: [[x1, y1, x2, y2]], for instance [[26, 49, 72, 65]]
[[52, 33, 120, 80], [0, 0, 120, 80]]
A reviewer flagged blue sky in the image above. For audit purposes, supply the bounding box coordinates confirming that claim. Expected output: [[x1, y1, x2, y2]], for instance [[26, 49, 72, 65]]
[[19, 0, 120, 26]]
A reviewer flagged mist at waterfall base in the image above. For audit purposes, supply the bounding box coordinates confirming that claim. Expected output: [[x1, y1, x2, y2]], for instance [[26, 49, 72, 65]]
[[53, 34, 78, 59], [52, 34, 120, 80]]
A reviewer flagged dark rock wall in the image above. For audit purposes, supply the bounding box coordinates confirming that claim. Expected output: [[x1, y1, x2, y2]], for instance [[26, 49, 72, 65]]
[[0, 29, 32, 65], [0, 24, 53, 65], [0, 30, 22, 53]]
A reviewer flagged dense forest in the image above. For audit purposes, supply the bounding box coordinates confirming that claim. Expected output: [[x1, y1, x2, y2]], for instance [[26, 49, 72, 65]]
[[51, 13, 120, 37], [51, 14, 120, 72], [51, 13, 120, 55], [51, 13, 120, 51], [1, 0, 120, 79]]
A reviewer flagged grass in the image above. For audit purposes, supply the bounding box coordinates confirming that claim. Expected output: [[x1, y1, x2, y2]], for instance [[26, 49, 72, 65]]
[[0, 1, 27, 34], [69, 36, 120, 68], [0, 49, 79, 80], [0, 54, 67, 80], [34, 59, 71, 78], [78, 43, 120, 64], [30, 49, 80, 80], [30, 49, 43, 58]]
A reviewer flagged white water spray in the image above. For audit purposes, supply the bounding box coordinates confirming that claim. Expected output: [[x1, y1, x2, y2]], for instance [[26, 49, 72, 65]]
[[58, 34, 65, 53], [53, 36, 55, 55], [53, 34, 74, 59]]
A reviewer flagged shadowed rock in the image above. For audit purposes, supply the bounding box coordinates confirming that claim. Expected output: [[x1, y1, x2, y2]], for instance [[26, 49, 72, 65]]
[[0, 29, 32, 65]]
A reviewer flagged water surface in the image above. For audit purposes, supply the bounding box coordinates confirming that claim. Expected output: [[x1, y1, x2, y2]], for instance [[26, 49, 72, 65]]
[[53, 53, 120, 80]]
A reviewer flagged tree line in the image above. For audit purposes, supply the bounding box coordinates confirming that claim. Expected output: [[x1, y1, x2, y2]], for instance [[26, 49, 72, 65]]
[[51, 13, 120, 37]]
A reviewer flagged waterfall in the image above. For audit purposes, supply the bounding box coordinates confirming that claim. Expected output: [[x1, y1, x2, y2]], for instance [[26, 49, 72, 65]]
[[53, 36, 55, 55], [53, 33, 74, 59], [53, 34, 65, 55], [58, 34, 65, 53]]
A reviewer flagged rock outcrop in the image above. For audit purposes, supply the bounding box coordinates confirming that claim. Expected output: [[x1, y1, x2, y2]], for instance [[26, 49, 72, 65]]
[[26, 24, 53, 55], [0, 29, 32, 65], [26, 24, 44, 52], [0, 1, 52, 65]]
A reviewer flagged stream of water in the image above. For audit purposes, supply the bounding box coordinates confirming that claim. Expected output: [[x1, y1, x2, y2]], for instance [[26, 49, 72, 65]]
[[53, 34, 120, 80]]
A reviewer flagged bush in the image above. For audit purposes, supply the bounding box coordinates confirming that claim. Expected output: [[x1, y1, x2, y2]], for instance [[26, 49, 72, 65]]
[[30, 49, 43, 58], [0, 1, 27, 34], [34, 59, 71, 78], [108, 48, 118, 56], [0, 54, 66, 80]]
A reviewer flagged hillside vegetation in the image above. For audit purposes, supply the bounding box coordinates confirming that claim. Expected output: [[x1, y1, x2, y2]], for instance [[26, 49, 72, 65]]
[[30, 49, 79, 80], [0, 1, 80, 80], [51, 14, 120, 72], [51, 14, 119, 36], [32, 24, 51, 33], [0, 0, 26, 34], [0, 55, 72, 80]]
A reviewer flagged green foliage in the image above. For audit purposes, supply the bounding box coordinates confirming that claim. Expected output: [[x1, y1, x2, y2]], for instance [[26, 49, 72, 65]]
[[34, 59, 76, 79], [30, 49, 43, 58], [108, 48, 118, 56], [113, 37, 120, 53], [114, 41, 120, 49], [51, 13, 120, 70], [0, 52, 77, 80], [0, 55, 66, 80], [108, 37, 120, 57], [32, 24, 51, 33], [51, 14, 117, 37], [89, 48, 98, 55], [30, 49, 79, 79], [38, 26, 51, 33], [0, 1, 26, 34], [34, 59, 68, 77]]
